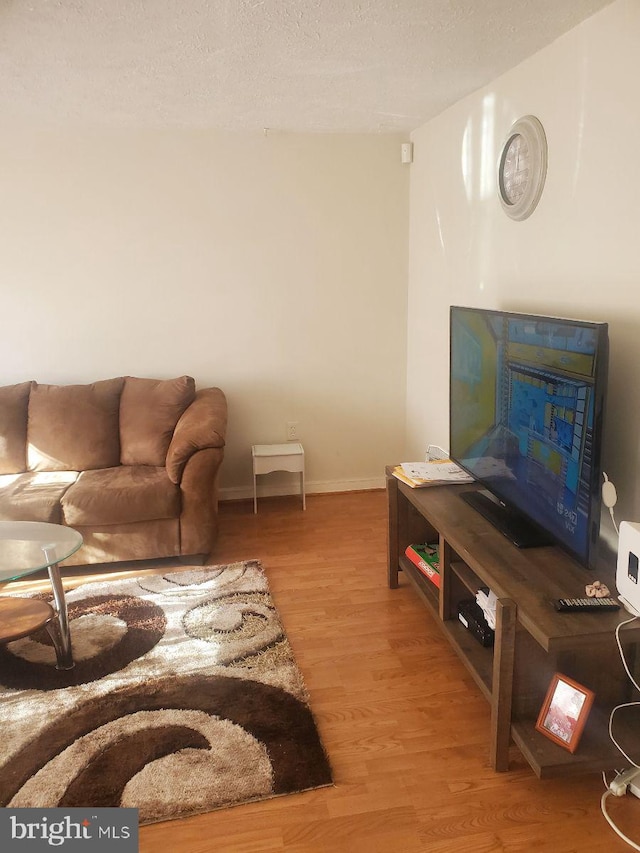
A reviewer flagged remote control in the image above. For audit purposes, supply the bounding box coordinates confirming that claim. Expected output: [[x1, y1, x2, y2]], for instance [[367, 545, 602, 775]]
[[553, 597, 620, 612]]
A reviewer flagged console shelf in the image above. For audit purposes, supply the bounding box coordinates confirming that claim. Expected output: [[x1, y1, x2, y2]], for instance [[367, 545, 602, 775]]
[[401, 556, 494, 697], [387, 467, 638, 777]]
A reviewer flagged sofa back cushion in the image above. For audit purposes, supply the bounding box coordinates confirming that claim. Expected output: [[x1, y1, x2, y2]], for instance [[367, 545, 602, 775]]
[[27, 378, 124, 472], [120, 375, 196, 466], [0, 382, 32, 474]]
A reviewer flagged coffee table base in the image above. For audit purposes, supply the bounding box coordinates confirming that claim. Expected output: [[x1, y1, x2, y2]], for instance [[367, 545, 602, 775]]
[[46, 560, 74, 670], [0, 597, 72, 671], [0, 522, 82, 671]]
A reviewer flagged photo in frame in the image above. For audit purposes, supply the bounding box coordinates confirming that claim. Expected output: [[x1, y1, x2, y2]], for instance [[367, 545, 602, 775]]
[[535, 672, 595, 753]]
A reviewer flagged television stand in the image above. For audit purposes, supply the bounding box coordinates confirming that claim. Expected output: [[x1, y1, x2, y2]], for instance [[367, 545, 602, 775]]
[[461, 489, 553, 549], [387, 467, 638, 777]]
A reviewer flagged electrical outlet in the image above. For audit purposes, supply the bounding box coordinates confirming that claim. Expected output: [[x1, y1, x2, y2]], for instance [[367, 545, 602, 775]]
[[286, 421, 299, 441]]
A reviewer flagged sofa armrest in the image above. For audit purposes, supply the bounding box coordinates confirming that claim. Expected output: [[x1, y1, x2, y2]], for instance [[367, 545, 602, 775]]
[[179, 446, 225, 555], [166, 387, 227, 484]]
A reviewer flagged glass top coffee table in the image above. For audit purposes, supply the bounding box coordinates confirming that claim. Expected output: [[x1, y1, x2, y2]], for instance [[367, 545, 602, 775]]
[[0, 521, 83, 670]]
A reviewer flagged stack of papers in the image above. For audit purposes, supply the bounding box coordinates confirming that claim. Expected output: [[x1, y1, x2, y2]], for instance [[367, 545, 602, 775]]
[[392, 460, 474, 488]]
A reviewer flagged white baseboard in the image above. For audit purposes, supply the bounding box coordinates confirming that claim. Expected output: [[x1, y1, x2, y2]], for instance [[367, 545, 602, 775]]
[[219, 476, 384, 502]]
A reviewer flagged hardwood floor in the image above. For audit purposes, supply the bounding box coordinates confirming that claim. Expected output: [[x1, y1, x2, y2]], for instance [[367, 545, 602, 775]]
[[142, 491, 638, 852], [11, 491, 640, 851]]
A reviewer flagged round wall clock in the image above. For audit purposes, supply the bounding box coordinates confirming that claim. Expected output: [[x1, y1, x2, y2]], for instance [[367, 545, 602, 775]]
[[497, 115, 547, 221]]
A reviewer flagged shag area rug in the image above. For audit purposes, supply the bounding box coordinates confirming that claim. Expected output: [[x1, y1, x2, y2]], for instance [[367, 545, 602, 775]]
[[0, 561, 332, 823]]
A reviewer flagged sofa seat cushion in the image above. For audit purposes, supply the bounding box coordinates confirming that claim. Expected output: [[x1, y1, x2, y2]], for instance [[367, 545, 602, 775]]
[[28, 378, 124, 472], [61, 466, 180, 527], [0, 471, 78, 523]]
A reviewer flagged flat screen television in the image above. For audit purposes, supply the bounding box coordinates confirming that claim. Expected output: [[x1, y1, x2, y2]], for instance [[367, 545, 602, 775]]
[[449, 306, 609, 569]]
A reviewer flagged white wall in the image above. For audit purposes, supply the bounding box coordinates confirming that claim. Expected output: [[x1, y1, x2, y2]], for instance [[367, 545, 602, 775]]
[[0, 130, 409, 497], [406, 0, 640, 554]]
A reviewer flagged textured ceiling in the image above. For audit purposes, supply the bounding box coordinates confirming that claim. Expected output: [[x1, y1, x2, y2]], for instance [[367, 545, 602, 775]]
[[0, 0, 615, 133]]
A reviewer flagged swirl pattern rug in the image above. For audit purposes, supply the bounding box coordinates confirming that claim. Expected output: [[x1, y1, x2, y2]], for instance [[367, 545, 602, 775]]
[[0, 561, 332, 823]]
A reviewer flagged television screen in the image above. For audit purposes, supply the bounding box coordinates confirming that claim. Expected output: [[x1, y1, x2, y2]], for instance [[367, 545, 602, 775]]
[[449, 306, 609, 569]]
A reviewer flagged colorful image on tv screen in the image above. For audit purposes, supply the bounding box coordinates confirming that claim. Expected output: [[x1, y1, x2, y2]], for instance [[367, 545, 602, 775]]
[[450, 310, 602, 560]]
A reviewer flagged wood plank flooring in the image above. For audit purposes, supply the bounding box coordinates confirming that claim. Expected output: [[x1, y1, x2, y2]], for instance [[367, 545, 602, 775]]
[[9, 491, 640, 851]]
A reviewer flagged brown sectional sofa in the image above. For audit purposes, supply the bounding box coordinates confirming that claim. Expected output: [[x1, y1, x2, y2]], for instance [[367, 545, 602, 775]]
[[0, 375, 227, 566]]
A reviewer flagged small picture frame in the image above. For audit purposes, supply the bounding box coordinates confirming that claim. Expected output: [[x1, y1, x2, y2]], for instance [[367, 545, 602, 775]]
[[535, 672, 595, 753]]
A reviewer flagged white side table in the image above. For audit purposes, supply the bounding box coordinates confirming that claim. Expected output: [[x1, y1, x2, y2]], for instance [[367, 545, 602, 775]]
[[252, 443, 305, 514]]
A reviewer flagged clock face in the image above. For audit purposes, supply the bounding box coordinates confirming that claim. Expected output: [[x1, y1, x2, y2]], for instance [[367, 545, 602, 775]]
[[499, 133, 530, 205], [497, 116, 547, 221]]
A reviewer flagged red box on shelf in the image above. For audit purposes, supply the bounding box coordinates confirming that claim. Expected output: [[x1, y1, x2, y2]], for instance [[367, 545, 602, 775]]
[[405, 544, 440, 588]]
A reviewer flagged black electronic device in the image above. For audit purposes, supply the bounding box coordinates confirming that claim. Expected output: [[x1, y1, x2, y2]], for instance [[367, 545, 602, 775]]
[[449, 306, 609, 570], [457, 599, 495, 646], [553, 597, 620, 612]]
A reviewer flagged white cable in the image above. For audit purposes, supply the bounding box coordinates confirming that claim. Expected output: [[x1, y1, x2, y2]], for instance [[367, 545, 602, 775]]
[[610, 703, 640, 767], [608, 616, 640, 766], [603, 472, 619, 534], [601, 790, 640, 851], [600, 610, 640, 849], [593, 476, 640, 848], [610, 507, 620, 535], [611, 508, 620, 535], [615, 615, 640, 693]]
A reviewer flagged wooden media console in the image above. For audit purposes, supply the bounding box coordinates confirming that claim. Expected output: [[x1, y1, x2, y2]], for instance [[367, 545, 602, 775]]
[[386, 467, 639, 777]]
